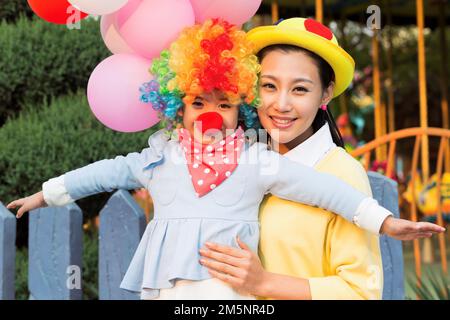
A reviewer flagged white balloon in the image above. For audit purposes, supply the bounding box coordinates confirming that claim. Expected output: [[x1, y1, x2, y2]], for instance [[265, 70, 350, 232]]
[[68, 0, 129, 15]]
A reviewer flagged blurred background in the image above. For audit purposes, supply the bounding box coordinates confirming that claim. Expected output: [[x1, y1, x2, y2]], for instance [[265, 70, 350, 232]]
[[0, 0, 449, 299]]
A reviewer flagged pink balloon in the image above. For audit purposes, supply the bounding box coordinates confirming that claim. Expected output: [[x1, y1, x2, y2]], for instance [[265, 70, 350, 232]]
[[118, 0, 195, 59], [87, 54, 159, 132], [190, 0, 262, 25], [100, 13, 135, 55], [116, 0, 142, 28], [100, 0, 144, 55]]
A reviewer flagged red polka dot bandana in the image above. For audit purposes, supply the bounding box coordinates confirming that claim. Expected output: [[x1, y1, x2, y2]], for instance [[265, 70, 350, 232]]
[[178, 127, 245, 197]]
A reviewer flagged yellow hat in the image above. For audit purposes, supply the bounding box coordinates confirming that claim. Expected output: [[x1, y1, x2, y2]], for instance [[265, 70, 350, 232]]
[[247, 17, 355, 98]]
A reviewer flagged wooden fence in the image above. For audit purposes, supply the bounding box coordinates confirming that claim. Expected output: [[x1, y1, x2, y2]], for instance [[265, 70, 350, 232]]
[[0, 173, 404, 300]]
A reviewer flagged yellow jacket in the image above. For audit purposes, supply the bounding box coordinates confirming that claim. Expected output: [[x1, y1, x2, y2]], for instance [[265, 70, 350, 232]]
[[259, 147, 383, 300]]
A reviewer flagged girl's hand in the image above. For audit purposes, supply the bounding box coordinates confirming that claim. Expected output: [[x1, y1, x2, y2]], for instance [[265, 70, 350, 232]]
[[6, 191, 48, 218], [380, 216, 446, 241], [199, 237, 269, 297]]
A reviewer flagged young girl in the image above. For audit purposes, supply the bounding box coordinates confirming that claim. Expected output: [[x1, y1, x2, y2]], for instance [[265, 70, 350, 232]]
[[7, 19, 444, 300]]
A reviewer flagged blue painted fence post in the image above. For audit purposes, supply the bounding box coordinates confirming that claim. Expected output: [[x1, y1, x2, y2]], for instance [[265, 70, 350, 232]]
[[99, 190, 146, 300], [28, 204, 83, 300], [0, 202, 16, 300], [368, 171, 405, 300]]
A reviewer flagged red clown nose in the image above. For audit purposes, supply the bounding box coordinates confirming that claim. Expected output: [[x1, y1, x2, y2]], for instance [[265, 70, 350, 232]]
[[195, 112, 223, 134]]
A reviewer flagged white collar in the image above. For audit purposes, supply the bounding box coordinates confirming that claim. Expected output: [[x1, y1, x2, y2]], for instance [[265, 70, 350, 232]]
[[283, 123, 336, 167]]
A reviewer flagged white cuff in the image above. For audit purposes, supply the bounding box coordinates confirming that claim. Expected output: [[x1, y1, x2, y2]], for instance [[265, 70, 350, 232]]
[[353, 198, 393, 235], [42, 174, 75, 207]]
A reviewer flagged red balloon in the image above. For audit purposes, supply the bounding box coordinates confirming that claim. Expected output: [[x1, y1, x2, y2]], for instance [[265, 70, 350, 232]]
[[27, 0, 88, 25]]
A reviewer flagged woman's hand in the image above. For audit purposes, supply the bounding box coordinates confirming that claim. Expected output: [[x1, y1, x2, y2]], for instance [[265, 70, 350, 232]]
[[6, 191, 48, 218], [199, 237, 269, 297], [380, 216, 446, 241]]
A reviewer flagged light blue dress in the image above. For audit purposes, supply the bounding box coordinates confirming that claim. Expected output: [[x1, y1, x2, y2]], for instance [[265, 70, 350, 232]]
[[62, 129, 369, 299]]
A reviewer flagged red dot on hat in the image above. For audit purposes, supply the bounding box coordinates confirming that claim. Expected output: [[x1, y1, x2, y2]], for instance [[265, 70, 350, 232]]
[[304, 18, 333, 40]]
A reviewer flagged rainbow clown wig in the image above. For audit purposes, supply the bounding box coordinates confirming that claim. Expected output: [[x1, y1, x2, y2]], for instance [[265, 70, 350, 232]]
[[140, 19, 261, 130]]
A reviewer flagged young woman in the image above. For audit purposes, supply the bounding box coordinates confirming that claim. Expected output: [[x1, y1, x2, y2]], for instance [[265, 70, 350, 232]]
[[199, 18, 430, 299]]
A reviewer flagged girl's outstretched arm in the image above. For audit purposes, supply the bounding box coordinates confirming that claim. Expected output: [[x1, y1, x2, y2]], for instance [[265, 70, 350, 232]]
[[59, 149, 154, 202], [7, 130, 168, 218], [7, 146, 158, 218], [257, 146, 445, 240]]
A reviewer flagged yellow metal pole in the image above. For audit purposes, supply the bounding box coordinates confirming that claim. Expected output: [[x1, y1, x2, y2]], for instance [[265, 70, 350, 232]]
[[438, 1, 449, 172], [411, 136, 422, 288], [372, 29, 383, 161], [271, 0, 279, 24], [416, 0, 430, 182], [387, 51, 395, 133], [316, 0, 323, 23], [386, 2, 395, 133], [379, 21, 387, 161], [381, 101, 387, 160]]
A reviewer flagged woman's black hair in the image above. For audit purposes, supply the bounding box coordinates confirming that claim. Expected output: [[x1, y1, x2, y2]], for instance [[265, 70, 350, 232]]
[[258, 44, 345, 148]]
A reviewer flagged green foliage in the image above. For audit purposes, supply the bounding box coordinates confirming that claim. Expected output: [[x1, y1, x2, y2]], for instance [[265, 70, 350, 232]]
[[0, 91, 160, 219], [0, 0, 33, 23], [82, 228, 99, 300], [406, 267, 450, 300], [14, 245, 28, 300], [0, 15, 110, 123]]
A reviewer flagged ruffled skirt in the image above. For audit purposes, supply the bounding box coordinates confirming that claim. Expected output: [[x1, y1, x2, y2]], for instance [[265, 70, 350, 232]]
[[120, 217, 260, 299]]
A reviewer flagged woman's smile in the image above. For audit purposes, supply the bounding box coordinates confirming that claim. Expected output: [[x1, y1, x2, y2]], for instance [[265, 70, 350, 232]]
[[269, 115, 299, 129]]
